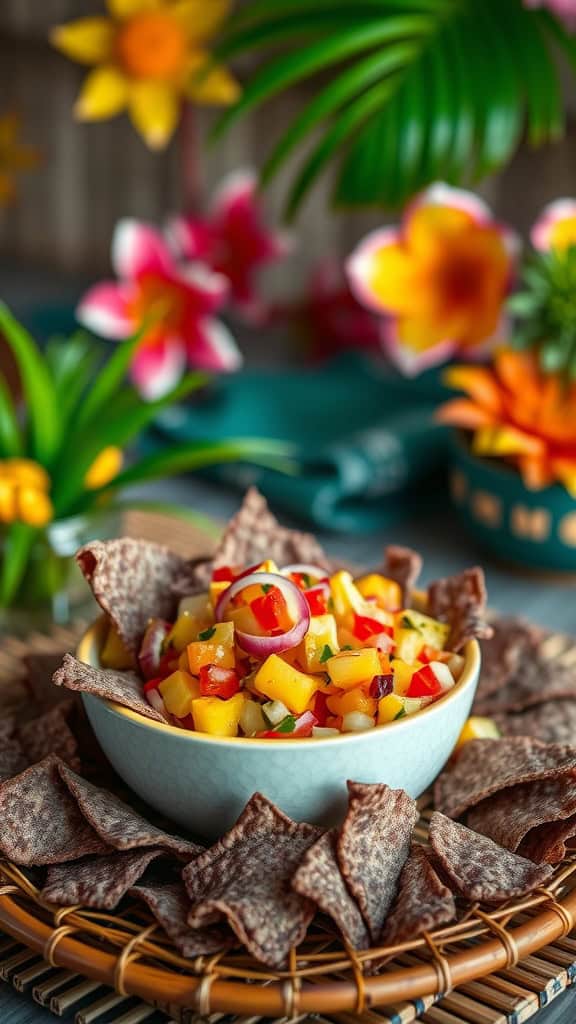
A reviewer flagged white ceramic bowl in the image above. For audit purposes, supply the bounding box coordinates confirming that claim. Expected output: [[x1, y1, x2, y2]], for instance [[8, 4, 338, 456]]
[[78, 618, 480, 840]]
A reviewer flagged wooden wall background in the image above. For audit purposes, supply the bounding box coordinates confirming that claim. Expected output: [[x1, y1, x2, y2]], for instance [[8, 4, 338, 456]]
[[2, 0, 576, 301]]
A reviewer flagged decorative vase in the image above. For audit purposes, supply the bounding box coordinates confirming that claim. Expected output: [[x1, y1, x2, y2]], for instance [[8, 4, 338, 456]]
[[448, 432, 576, 574], [0, 509, 121, 635]]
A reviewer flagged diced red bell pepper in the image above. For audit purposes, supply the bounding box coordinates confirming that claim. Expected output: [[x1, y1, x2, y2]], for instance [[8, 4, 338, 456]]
[[311, 690, 330, 726], [419, 644, 442, 664], [212, 565, 235, 582], [250, 587, 292, 633], [406, 664, 444, 698], [304, 585, 328, 616], [237, 562, 265, 580], [143, 676, 163, 693], [199, 665, 240, 699], [353, 613, 393, 642]]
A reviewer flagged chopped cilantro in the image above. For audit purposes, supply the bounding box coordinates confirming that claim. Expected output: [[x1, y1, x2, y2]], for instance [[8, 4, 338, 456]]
[[198, 626, 216, 641], [341, 644, 353, 651], [301, 572, 312, 589], [319, 644, 333, 663], [327, 597, 335, 612], [394, 708, 407, 720], [261, 583, 272, 594], [400, 614, 419, 630], [276, 715, 297, 733]]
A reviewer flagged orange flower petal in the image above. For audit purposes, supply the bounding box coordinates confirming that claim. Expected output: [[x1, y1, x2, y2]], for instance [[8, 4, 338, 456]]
[[552, 459, 576, 497], [442, 366, 503, 414], [435, 398, 498, 430], [472, 425, 545, 458]]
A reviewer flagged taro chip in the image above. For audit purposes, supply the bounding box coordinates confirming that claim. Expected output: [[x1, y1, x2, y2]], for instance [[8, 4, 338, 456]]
[[0, 756, 109, 866], [76, 537, 188, 652], [380, 843, 455, 946], [434, 736, 576, 819], [52, 654, 166, 723], [382, 545, 422, 607], [292, 830, 370, 950], [183, 792, 322, 968], [475, 618, 545, 705], [476, 654, 576, 717], [58, 763, 201, 860], [17, 704, 81, 772], [41, 848, 165, 910], [519, 813, 576, 865], [130, 882, 235, 958], [0, 718, 27, 783], [427, 567, 492, 652], [494, 702, 576, 745], [428, 812, 552, 903], [337, 782, 418, 942], [467, 776, 576, 861]]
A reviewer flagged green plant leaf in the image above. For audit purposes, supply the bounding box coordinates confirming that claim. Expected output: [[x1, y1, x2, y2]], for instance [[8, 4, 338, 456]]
[[74, 327, 147, 430], [0, 304, 61, 466], [0, 375, 23, 457], [45, 332, 102, 426], [0, 522, 36, 607]]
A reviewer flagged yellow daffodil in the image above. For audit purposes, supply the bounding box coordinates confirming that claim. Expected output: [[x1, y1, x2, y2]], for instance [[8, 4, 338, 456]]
[[51, 0, 240, 150], [85, 446, 123, 489], [0, 113, 39, 207], [0, 459, 54, 528]]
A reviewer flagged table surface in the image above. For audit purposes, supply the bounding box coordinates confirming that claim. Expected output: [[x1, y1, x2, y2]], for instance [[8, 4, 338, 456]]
[[2, 476, 576, 1023]]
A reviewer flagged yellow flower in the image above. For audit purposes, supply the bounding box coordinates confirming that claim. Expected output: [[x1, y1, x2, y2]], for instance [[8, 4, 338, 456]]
[[85, 446, 124, 489], [0, 112, 39, 207], [0, 459, 54, 527], [51, 0, 240, 150]]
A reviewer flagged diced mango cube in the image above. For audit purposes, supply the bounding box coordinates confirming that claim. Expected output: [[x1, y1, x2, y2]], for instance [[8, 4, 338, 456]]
[[392, 658, 420, 695], [187, 622, 235, 674], [378, 693, 406, 723], [209, 579, 230, 609], [299, 614, 340, 672], [166, 613, 199, 653], [356, 574, 402, 611], [455, 716, 500, 751], [327, 688, 376, 718], [326, 648, 381, 690], [254, 654, 319, 714], [178, 594, 211, 622], [100, 624, 135, 670], [159, 670, 201, 718], [337, 627, 363, 651], [192, 693, 246, 737]]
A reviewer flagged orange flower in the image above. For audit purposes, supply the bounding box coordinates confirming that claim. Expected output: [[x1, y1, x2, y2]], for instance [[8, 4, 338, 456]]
[[0, 112, 39, 206], [437, 350, 576, 495], [347, 184, 517, 375]]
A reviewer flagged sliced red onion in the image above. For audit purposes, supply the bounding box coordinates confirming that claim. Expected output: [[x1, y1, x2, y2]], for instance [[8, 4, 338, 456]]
[[215, 571, 310, 657], [146, 687, 168, 719], [138, 619, 172, 680], [281, 563, 330, 583]]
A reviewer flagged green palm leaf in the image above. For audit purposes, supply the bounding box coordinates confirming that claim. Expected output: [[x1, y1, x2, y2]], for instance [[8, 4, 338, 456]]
[[217, 0, 565, 213], [0, 375, 23, 458]]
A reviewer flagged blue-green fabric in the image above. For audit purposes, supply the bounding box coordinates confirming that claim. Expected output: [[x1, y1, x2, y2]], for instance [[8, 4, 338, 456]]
[[150, 353, 450, 533]]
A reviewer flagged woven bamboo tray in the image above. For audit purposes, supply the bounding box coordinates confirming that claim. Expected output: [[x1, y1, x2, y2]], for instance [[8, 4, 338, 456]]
[[1, 512, 576, 1021]]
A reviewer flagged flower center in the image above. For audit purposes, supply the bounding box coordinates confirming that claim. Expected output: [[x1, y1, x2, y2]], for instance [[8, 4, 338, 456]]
[[438, 256, 481, 307], [129, 275, 184, 337], [116, 12, 187, 80]]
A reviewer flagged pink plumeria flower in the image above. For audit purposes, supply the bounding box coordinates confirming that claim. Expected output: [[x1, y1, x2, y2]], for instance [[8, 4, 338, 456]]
[[168, 169, 291, 325], [77, 219, 241, 400], [524, 0, 576, 30], [531, 198, 576, 253], [346, 183, 518, 376]]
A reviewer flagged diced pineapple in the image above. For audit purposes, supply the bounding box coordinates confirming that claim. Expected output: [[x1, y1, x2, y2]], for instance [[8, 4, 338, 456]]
[[377, 693, 406, 723], [355, 574, 402, 611], [326, 648, 381, 690], [187, 622, 235, 674], [166, 613, 199, 653], [209, 579, 230, 609], [178, 593, 211, 622], [329, 571, 365, 618], [299, 614, 340, 672], [336, 627, 363, 650], [455, 716, 500, 750], [100, 623, 135, 670], [326, 688, 376, 718], [254, 654, 319, 714], [394, 610, 450, 661], [159, 670, 201, 718], [191, 693, 246, 737]]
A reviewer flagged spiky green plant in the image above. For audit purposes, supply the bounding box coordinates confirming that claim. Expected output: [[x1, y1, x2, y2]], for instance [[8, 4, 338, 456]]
[[214, 0, 576, 218], [509, 247, 576, 378]]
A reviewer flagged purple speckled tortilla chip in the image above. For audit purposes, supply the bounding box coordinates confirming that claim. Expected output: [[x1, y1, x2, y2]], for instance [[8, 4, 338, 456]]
[[380, 843, 455, 946], [467, 776, 576, 862], [17, 704, 80, 772], [494, 702, 576, 745], [41, 848, 165, 910], [427, 567, 492, 652], [434, 737, 576, 820], [130, 882, 235, 958], [0, 718, 27, 782], [429, 813, 552, 903], [292, 830, 370, 950], [183, 792, 322, 968], [52, 654, 165, 723], [382, 546, 422, 607], [475, 618, 545, 705], [337, 782, 418, 943], [519, 813, 576, 864], [0, 757, 109, 866], [58, 764, 200, 860], [476, 654, 576, 716], [76, 537, 188, 652]]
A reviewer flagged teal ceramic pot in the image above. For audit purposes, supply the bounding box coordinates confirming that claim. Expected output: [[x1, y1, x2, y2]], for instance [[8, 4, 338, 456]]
[[449, 432, 576, 573]]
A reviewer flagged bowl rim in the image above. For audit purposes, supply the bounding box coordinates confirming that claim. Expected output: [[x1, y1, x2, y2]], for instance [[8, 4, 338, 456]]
[[77, 616, 481, 750]]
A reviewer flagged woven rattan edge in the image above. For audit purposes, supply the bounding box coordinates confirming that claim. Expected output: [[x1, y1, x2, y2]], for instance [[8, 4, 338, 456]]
[[0, 877, 575, 1015]]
